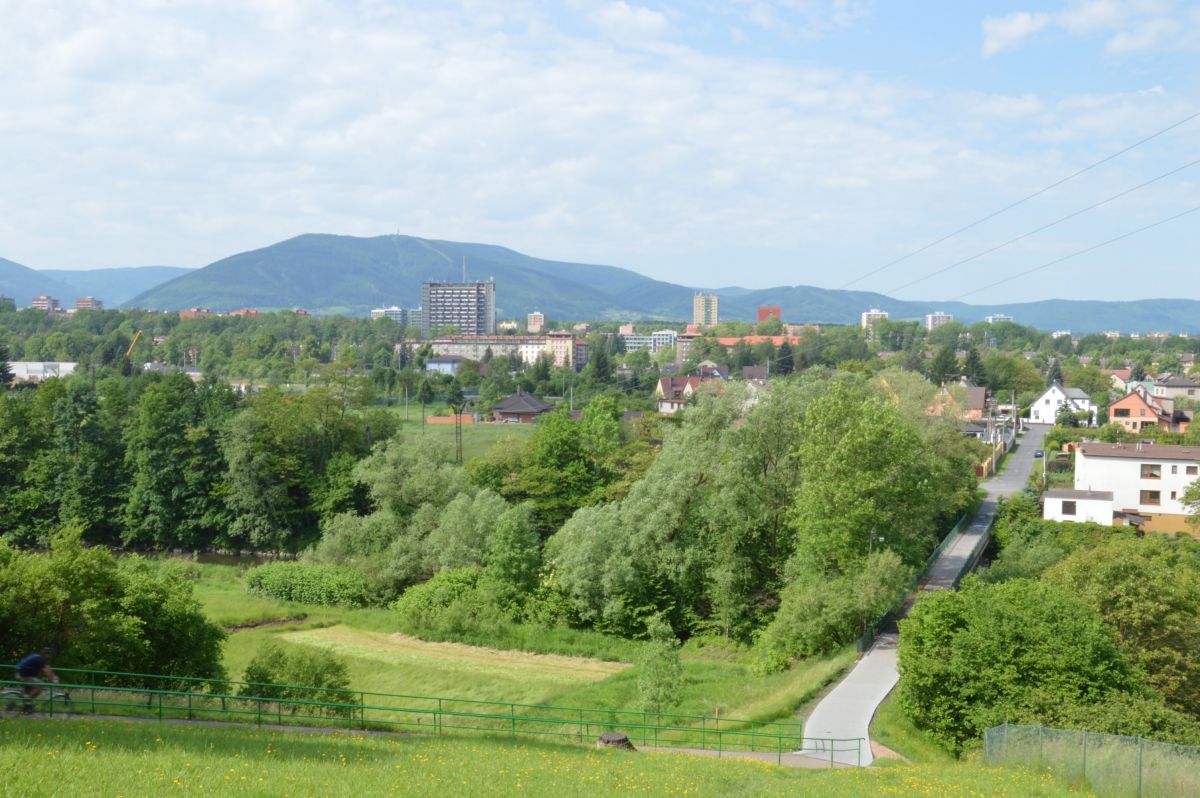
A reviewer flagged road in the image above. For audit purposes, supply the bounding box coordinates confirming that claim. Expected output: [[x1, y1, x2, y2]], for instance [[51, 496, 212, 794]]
[[797, 424, 1050, 765]]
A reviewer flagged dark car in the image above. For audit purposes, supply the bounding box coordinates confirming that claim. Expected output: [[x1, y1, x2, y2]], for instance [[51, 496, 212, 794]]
[[1033, 449, 1044, 458]]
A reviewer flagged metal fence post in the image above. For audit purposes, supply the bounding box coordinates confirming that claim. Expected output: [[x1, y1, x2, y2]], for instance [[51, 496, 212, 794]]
[[776, 732, 781, 766], [1081, 730, 1087, 783], [577, 708, 583, 743], [158, 691, 163, 721], [438, 699, 443, 736], [1038, 725, 1043, 764], [360, 692, 366, 731], [510, 704, 516, 736], [1138, 736, 1144, 798]]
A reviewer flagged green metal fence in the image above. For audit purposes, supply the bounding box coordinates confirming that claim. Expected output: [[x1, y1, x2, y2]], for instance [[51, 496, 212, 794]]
[[984, 723, 1200, 797], [1, 666, 862, 766], [857, 504, 979, 651]]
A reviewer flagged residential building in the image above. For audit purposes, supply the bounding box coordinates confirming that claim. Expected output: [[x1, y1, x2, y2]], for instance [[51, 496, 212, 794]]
[[742, 365, 768, 381], [675, 333, 701, 364], [422, 335, 547, 365], [545, 331, 588, 370], [421, 281, 496, 336], [1147, 332, 1170, 341], [572, 322, 590, 334], [29, 295, 60, 313], [1042, 489, 1115, 525], [1101, 369, 1132, 393], [1029, 382, 1096, 425], [1109, 385, 1192, 433], [784, 323, 820, 336], [692, 293, 719, 327], [497, 321, 519, 333], [650, 329, 678, 352], [1050, 330, 1072, 340], [224, 308, 260, 317], [928, 381, 987, 421], [491, 391, 553, 423], [924, 311, 953, 332], [74, 296, 103, 311], [860, 308, 888, 341], [618, 323, 635, 336], [654, 375, 722, 415], [621, 334, 654, 353], [1103, 331, 1122, 339], [1154, 375, 1200, 402], [526, 312, 545, 333], [370, 306, 407, 324], [984, 313, 1013, 324], [757, 306, 781, 323], [178, 308, 212, 319], [1071, 442, 1200, 534]]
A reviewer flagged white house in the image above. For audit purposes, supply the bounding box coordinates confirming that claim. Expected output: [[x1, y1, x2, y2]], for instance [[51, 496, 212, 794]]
[[1071, 442, 1200, 534], [1029, 382, 1097, 425], [1042, 489, 1114, 525]]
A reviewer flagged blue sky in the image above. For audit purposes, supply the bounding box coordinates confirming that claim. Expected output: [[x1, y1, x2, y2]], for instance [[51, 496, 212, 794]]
[[1, 1, 1198, 303]]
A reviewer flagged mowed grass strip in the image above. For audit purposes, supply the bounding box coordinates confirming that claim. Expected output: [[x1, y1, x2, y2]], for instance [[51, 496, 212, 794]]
[[277, 625, 629, 705], [395, 419, 535, 462], [0, 718, 1093, 798]]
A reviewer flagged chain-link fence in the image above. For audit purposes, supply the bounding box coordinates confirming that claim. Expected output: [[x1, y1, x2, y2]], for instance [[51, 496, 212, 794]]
[[984, 723, 1200, 798]]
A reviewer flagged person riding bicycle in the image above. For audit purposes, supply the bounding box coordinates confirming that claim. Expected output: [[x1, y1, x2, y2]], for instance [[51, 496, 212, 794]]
[[15, 647, 59, 713]]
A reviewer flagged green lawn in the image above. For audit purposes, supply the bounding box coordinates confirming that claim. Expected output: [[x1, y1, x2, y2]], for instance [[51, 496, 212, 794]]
[[0, 718, 1094, 797], [391, 417, 536, 462], [189, 563, 853, 728], [870, 689, 957, 764]]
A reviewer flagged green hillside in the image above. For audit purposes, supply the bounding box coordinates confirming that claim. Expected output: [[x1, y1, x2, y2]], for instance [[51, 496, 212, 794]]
[[0, 256, 78, 306], [40, 265, 193, 306], [1, 718, 1090, 797]]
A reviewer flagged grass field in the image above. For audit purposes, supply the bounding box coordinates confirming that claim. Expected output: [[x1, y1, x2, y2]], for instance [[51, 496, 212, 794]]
[[391, 417, 535, 462], [188, 563, 855, 727], [870, 690, 956, 764], [0, 718, 1094, 797]]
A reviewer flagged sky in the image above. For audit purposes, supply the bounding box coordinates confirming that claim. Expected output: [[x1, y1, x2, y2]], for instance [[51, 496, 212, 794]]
[[1, 1, 1198, 304]]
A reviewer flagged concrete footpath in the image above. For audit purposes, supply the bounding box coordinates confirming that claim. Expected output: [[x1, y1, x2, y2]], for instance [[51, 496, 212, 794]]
[[797, 424, 1050, 765]]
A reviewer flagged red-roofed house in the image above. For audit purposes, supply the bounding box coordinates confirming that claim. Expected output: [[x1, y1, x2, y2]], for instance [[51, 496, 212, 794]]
[[654, 375, 722, 415]]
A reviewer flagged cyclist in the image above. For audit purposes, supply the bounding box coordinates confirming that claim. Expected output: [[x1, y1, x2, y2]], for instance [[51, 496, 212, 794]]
[[15, 647, 59, 713]]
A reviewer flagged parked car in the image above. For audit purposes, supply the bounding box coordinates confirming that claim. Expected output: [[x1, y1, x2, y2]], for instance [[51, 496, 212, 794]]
[[1033, 449, 1044, 458]]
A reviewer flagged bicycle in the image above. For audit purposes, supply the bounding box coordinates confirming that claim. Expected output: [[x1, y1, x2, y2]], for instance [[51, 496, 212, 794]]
[[1, 682, 74, 717]]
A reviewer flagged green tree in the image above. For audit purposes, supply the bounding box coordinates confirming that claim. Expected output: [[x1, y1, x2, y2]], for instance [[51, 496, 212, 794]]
[[240, 640, 350, 712], [775, 341, 795, 375], [636, 614, 683, 713], [899, 578, 1139, 754], [0, 340, 12, 387], [1046, 359, 1063, 387], [962, 347, 986, 385], [1043, 536, 1200, 716], [926, 346, 958, 385], [484, 502, 541, 614], [417, 378, 435, 429]]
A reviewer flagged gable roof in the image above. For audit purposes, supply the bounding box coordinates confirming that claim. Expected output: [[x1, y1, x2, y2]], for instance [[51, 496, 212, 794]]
[[1157, 375, 1200, 388], [492, 392, 553, 414], [1062, 386, 1093, 401], [1078, 442, 1200, 461]]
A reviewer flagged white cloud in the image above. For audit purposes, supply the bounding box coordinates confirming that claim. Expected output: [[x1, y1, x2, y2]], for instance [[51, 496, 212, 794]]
[[982, 1, 1200, 56], [590, 1, 670, 37], [982, 12, 1051, 57]]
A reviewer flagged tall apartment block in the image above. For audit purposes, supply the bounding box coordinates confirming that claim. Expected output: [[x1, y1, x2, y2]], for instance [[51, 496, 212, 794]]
[[860, 308, 888, 341], [527, 311, 545, 333], [985, 313, 1014, 324], [30, 295, 61, 313], [420, 281, 496, 336], [924, 310, 953, 332], [692, 293, 719, 327], [75, 296, 104, 311]]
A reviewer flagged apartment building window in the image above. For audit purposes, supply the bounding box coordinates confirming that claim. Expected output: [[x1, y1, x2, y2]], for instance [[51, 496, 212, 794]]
[[1140, 490, 1161, 505], [1114, 408, 1130, 418], [1187, 465, 1199, 475], [1171, 491, 1177, 500], [1171, 465, 1178, 474], [1062, 501, 1077, 516], [1140, 464, 1161, 479], [1139, 409, 1146, 416]]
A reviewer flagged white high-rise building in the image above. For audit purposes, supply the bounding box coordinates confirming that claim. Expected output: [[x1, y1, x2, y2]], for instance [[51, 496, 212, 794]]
[[924, 311, 953, 332], [421, 281, 496, 336], [860, 308, 889, 341]]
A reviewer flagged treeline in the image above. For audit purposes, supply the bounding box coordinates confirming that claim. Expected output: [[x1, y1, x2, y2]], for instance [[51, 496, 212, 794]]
[[899, 496, 1200, 752], [0, 370, 397, 550]]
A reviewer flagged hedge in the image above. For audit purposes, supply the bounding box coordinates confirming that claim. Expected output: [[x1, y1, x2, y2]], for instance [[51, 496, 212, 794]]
[[246, 562, 369, 607]]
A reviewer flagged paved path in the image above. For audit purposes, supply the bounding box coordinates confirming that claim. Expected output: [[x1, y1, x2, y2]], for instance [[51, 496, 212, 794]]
[[798, 424, 1050, 765]]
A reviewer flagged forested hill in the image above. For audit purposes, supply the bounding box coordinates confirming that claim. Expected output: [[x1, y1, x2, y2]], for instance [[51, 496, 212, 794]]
[[123, 233, 1200, 332], [40, 266, 193, 306], [0, 257, 77, 304]]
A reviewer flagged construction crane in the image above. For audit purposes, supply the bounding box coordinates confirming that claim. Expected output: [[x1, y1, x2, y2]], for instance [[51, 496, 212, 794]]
[[125, 329, 143, 359]]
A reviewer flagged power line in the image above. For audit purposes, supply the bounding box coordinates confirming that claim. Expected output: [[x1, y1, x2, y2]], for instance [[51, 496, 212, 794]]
[[887, 157, 1200, 295], [950, 203, 1200, 301], [838, 109, 1200, 289]]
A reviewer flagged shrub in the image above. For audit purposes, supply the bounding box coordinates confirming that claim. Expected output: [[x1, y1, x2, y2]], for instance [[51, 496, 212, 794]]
[[246, 562, 369, 607], [239, 640, 352, 715], [636, 615, 682, 713], [391, 568, 482, 616]]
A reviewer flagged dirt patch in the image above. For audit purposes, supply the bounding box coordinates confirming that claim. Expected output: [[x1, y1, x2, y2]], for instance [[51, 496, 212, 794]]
[[224, 616, 307, 632], [871, 740, 906, 761]]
